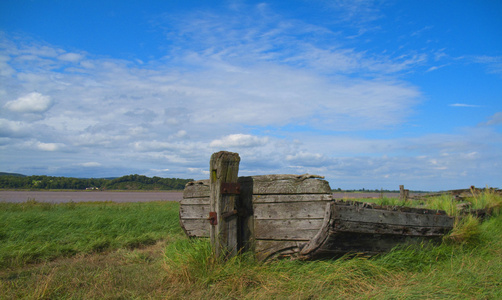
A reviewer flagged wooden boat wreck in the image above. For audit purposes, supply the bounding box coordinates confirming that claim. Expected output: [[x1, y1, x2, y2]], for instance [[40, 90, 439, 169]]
[[179, 152, 455, 261]]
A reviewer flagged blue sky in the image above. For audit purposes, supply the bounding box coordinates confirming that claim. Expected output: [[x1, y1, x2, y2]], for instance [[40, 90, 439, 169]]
[[1, 0, 501, 191]]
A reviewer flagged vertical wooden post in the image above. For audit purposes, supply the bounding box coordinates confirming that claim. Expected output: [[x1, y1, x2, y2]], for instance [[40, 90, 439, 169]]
[[209, 151, 240, 259], [400, 185, 409, 201]]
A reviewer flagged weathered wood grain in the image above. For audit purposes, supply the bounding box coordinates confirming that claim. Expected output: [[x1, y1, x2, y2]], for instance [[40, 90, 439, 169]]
[[244, 174, 331, 195], [254, 240, 307, 261], [253, 194, 332, 203], [183, 180, 210, 198], [300, 202, 334, 257], [180, 197, 209, 206], [253, 201, 329, 220], [179, 204, 210, 219], [334, 220, 452, 236], [333, 205, 454, 227], [313, 231, 441, 258], [183, 175, 331, 198], [210, 151, 240, 259], [179, 219, 209, 237], [254, 219, 324, 240]]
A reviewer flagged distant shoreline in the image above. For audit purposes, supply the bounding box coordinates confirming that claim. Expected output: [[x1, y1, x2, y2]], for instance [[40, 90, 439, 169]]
[[0, 190, 184, 203], [0, 190, 410, 203]]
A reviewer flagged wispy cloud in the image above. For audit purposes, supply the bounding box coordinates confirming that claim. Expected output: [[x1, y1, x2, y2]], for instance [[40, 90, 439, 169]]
[[449, 103, 482, 108], [479, 112, 502, 126], [210, 134, 269, 148], [472, 55, 502, 74]]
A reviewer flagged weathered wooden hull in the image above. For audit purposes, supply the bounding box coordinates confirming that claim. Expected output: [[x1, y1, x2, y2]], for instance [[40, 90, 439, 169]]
[[180, 175, 455, 260], [298, 201, 454, 260]]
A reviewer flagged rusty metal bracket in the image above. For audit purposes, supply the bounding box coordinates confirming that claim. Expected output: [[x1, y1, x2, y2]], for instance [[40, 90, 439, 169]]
[[221, 182, 241, 195], [221, 209, 238, 219], [208, 211, 218, 225]]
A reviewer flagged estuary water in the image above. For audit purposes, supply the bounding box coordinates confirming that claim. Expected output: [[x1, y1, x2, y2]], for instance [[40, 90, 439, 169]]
[[0, 190, 402, 203], [0, 190, 183, 203]]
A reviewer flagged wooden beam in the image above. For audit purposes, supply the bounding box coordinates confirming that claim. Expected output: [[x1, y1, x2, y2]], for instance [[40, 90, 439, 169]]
[[209, 151, 240, 259]]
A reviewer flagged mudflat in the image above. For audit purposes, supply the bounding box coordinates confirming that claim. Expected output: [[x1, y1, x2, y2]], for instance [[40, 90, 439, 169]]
[[0, 191, 402, 203], [0, 190, 183, 203]]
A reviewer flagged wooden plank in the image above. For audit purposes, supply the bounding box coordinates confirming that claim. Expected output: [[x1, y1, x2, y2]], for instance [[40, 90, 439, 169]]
[[179, 219, 209, 237], [209, 151, 240, 259], [300, 202, 334, 258], [334, 200, 449, 215], [247, 174, 331, 194], [317, 231, 441, 256], [180, 197, 209, 205], [183, 180, 210, 198], [254, 201, 329, 220], [180, 204, 210, 219], [184, 175, 331, 197], [253, 194, 332, 203], [333, 205, 454, 227], [334, 220, 453, 236], [254, 219, 324, 240], [254, 240, 307, 261]]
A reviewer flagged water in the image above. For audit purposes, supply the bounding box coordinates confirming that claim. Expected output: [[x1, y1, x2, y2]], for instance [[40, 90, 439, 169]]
[[0, 190, 183, 203], [0, 190, 402, 203]]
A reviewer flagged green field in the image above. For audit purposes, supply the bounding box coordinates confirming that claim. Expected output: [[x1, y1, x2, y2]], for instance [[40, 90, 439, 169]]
[[1, 193, 501, 299]]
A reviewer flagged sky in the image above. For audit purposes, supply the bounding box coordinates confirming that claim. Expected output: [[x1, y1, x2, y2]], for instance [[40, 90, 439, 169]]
[[0, 0, 501, 191]]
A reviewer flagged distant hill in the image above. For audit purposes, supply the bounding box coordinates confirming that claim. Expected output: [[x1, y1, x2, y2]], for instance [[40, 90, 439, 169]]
[[0, 174, 193, 190], [0, 172, 26, 177]]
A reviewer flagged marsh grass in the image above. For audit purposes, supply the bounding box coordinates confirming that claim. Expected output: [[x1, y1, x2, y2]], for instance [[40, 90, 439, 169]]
[[1, 192, 501, 299], [159, 212, 502, 299], [0, 200, 182, 268]]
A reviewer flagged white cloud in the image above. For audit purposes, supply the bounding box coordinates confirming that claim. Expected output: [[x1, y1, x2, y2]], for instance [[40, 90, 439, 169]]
[[58, 52, 84, 62], [210, 134, 269, 148], [133, 140, 172, 152], [449, 103, 481, 108], [76, 162, 102, 167], [0, 119, 29, 137], [4, 92, 53, 113], [36, 142, 61, 151], [286, 151, 329, 168]]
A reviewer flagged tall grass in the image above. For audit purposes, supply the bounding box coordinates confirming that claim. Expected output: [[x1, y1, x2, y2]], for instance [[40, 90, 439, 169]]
[[1, 192, 501, 299], [0, 200, 182, 268], [160, 212, 502, 299], [159, 190, 502, 299]]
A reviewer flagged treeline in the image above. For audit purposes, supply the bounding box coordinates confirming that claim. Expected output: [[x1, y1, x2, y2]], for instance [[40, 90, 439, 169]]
[[0, 174, 193, 190]]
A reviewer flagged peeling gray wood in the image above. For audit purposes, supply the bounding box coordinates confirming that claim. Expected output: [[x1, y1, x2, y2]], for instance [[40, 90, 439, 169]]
[[183, 180, 210, 198], [300, 202, 334, 257], [209, 151, 240, 259], [254, 219, 324, 240], [244, 174, 331, 195], [180, 197, 209, 205], [253, 194, 332, 203], [179, 204, 210, 219], [334, 220, 452, 236], [333, 205, 454, 228], [253, 201, 329, 220], [179, 219, 209, 237], [254, 240, 307, 261]]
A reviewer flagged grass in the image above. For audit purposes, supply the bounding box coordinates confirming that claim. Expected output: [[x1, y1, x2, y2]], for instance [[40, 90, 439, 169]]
[[1, 191, 501, 299], [0, 200, 183, 268]]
